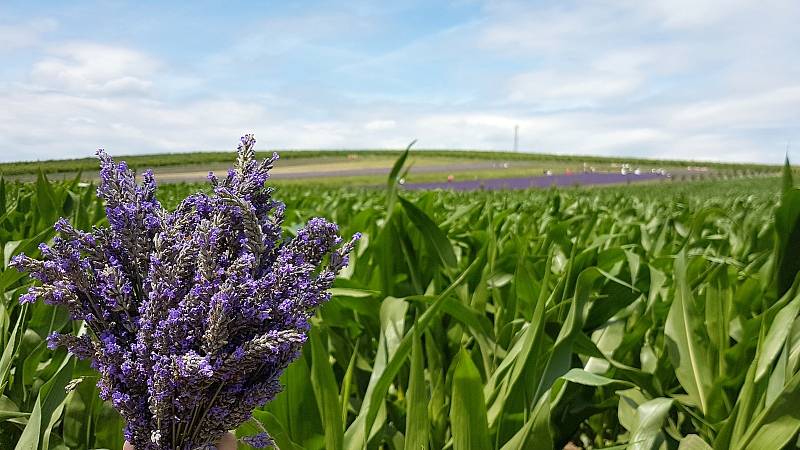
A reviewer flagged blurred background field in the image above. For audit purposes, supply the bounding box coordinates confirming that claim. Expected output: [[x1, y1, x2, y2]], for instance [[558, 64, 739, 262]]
[[0, 149, 786, 187]]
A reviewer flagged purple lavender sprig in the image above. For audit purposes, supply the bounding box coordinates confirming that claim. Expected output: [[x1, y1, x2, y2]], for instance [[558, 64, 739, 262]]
[[11, 135, 359, 450]]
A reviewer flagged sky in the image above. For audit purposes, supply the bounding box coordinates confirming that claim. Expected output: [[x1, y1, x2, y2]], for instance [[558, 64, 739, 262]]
[[0, 0, 798, 163]]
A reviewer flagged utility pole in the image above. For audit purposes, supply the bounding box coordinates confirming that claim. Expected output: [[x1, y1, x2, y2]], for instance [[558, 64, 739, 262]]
[[513, 125, 519, 152]]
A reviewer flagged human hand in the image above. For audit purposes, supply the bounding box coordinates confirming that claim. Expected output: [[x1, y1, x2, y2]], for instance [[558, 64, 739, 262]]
[[122, 431, 237, 450]]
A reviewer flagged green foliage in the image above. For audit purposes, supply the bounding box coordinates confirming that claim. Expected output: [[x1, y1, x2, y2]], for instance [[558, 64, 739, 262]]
[[1, 158, 800, 449], [0, 148, 783, 177]]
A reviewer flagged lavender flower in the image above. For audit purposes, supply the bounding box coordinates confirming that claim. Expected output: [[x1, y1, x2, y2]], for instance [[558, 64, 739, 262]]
[[11, 135, 359, 450], [242, 432, 274, 448]]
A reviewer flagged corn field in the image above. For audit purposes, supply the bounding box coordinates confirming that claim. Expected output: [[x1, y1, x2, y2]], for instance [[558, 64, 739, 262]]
[[1, 155, 799, 450]]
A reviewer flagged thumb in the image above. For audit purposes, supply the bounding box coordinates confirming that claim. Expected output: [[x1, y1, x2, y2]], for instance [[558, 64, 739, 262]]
[[123, 432, 237, 450], [217, 432, 238, 450]]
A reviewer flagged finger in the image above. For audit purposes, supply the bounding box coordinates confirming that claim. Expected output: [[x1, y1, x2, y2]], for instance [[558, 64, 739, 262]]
[[218, 432, 238, 450], [123, 432, 238, 450]]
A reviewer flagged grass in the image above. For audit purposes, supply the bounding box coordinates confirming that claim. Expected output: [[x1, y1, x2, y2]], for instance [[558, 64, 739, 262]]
[[0, 151, 799, 449], [0, 148, 786, 177]]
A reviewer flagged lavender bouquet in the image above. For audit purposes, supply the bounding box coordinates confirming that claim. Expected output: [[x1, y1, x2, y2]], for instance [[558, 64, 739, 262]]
[[11, 135, 358, 449]]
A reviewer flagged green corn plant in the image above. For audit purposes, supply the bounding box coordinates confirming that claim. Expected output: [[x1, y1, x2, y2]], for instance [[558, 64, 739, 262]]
[[0, 173, 115, 449], [0, 153, 796, 449]]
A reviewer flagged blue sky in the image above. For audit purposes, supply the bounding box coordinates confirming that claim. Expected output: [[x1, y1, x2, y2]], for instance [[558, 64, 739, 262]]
[[1, 0, 798, 163]]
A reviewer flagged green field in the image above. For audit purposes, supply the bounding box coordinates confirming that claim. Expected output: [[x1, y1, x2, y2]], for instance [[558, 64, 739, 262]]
[[1, 151, 800, 449], [0, 149, 785, 186]]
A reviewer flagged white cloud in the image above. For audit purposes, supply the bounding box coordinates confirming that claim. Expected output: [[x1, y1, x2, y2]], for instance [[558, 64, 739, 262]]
[[29, 43, 159, 96], [202, 12, 374, 72], [507, 70, 643, 106], [0, 1, 798, 165], [0, 82, 784, 164], [628, 0, 773, 28], [670, 86, 800, 129], [364, 119, 397, 131], [478, 2, 606, 54], [0, 18, 57, 52], [0, 87, 271, 161]]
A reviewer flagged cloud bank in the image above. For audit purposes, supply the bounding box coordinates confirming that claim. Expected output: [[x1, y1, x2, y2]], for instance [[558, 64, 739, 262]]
[[0, 0, 798, 163]]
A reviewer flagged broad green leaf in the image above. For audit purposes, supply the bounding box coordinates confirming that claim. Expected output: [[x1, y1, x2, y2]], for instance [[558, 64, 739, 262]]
[[63, 360, 97, 449], [0, 177, 5, 216], [734, 368, 800, 450], [329, 288, 380, 298], [309, 327, 343, 450], [561, 368, 634, 387], [340, 341, 359, 428], [35, 170, 58, 226], [756, 289, 800, 382], [386, 140, 415, 217], [665, 252, 713, 415], [451, 348, 491, 450], [783, 155, 794, 194], [344, 297, 409, 450], [487, 250, 553, 428], [678, 435, 713, 450], [404, 328, 428, 450], [628, 398, 673, 450], [91, 399, 124, 450], [499, 392, 552, 450], [618, 388, 649, 433], [535, 266, 604, 400], [353, 256, 483, 450], [2, 240, 21, 269], [0, 307, 24, 390], [266, 350, 318, 445], [399, 196, 457, 268], [15, 356, 74, 450], [774, 189, 800, 297]]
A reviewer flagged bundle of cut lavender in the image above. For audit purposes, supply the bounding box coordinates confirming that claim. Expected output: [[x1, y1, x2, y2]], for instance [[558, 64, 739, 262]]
[[11, 135, 358, 450]]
